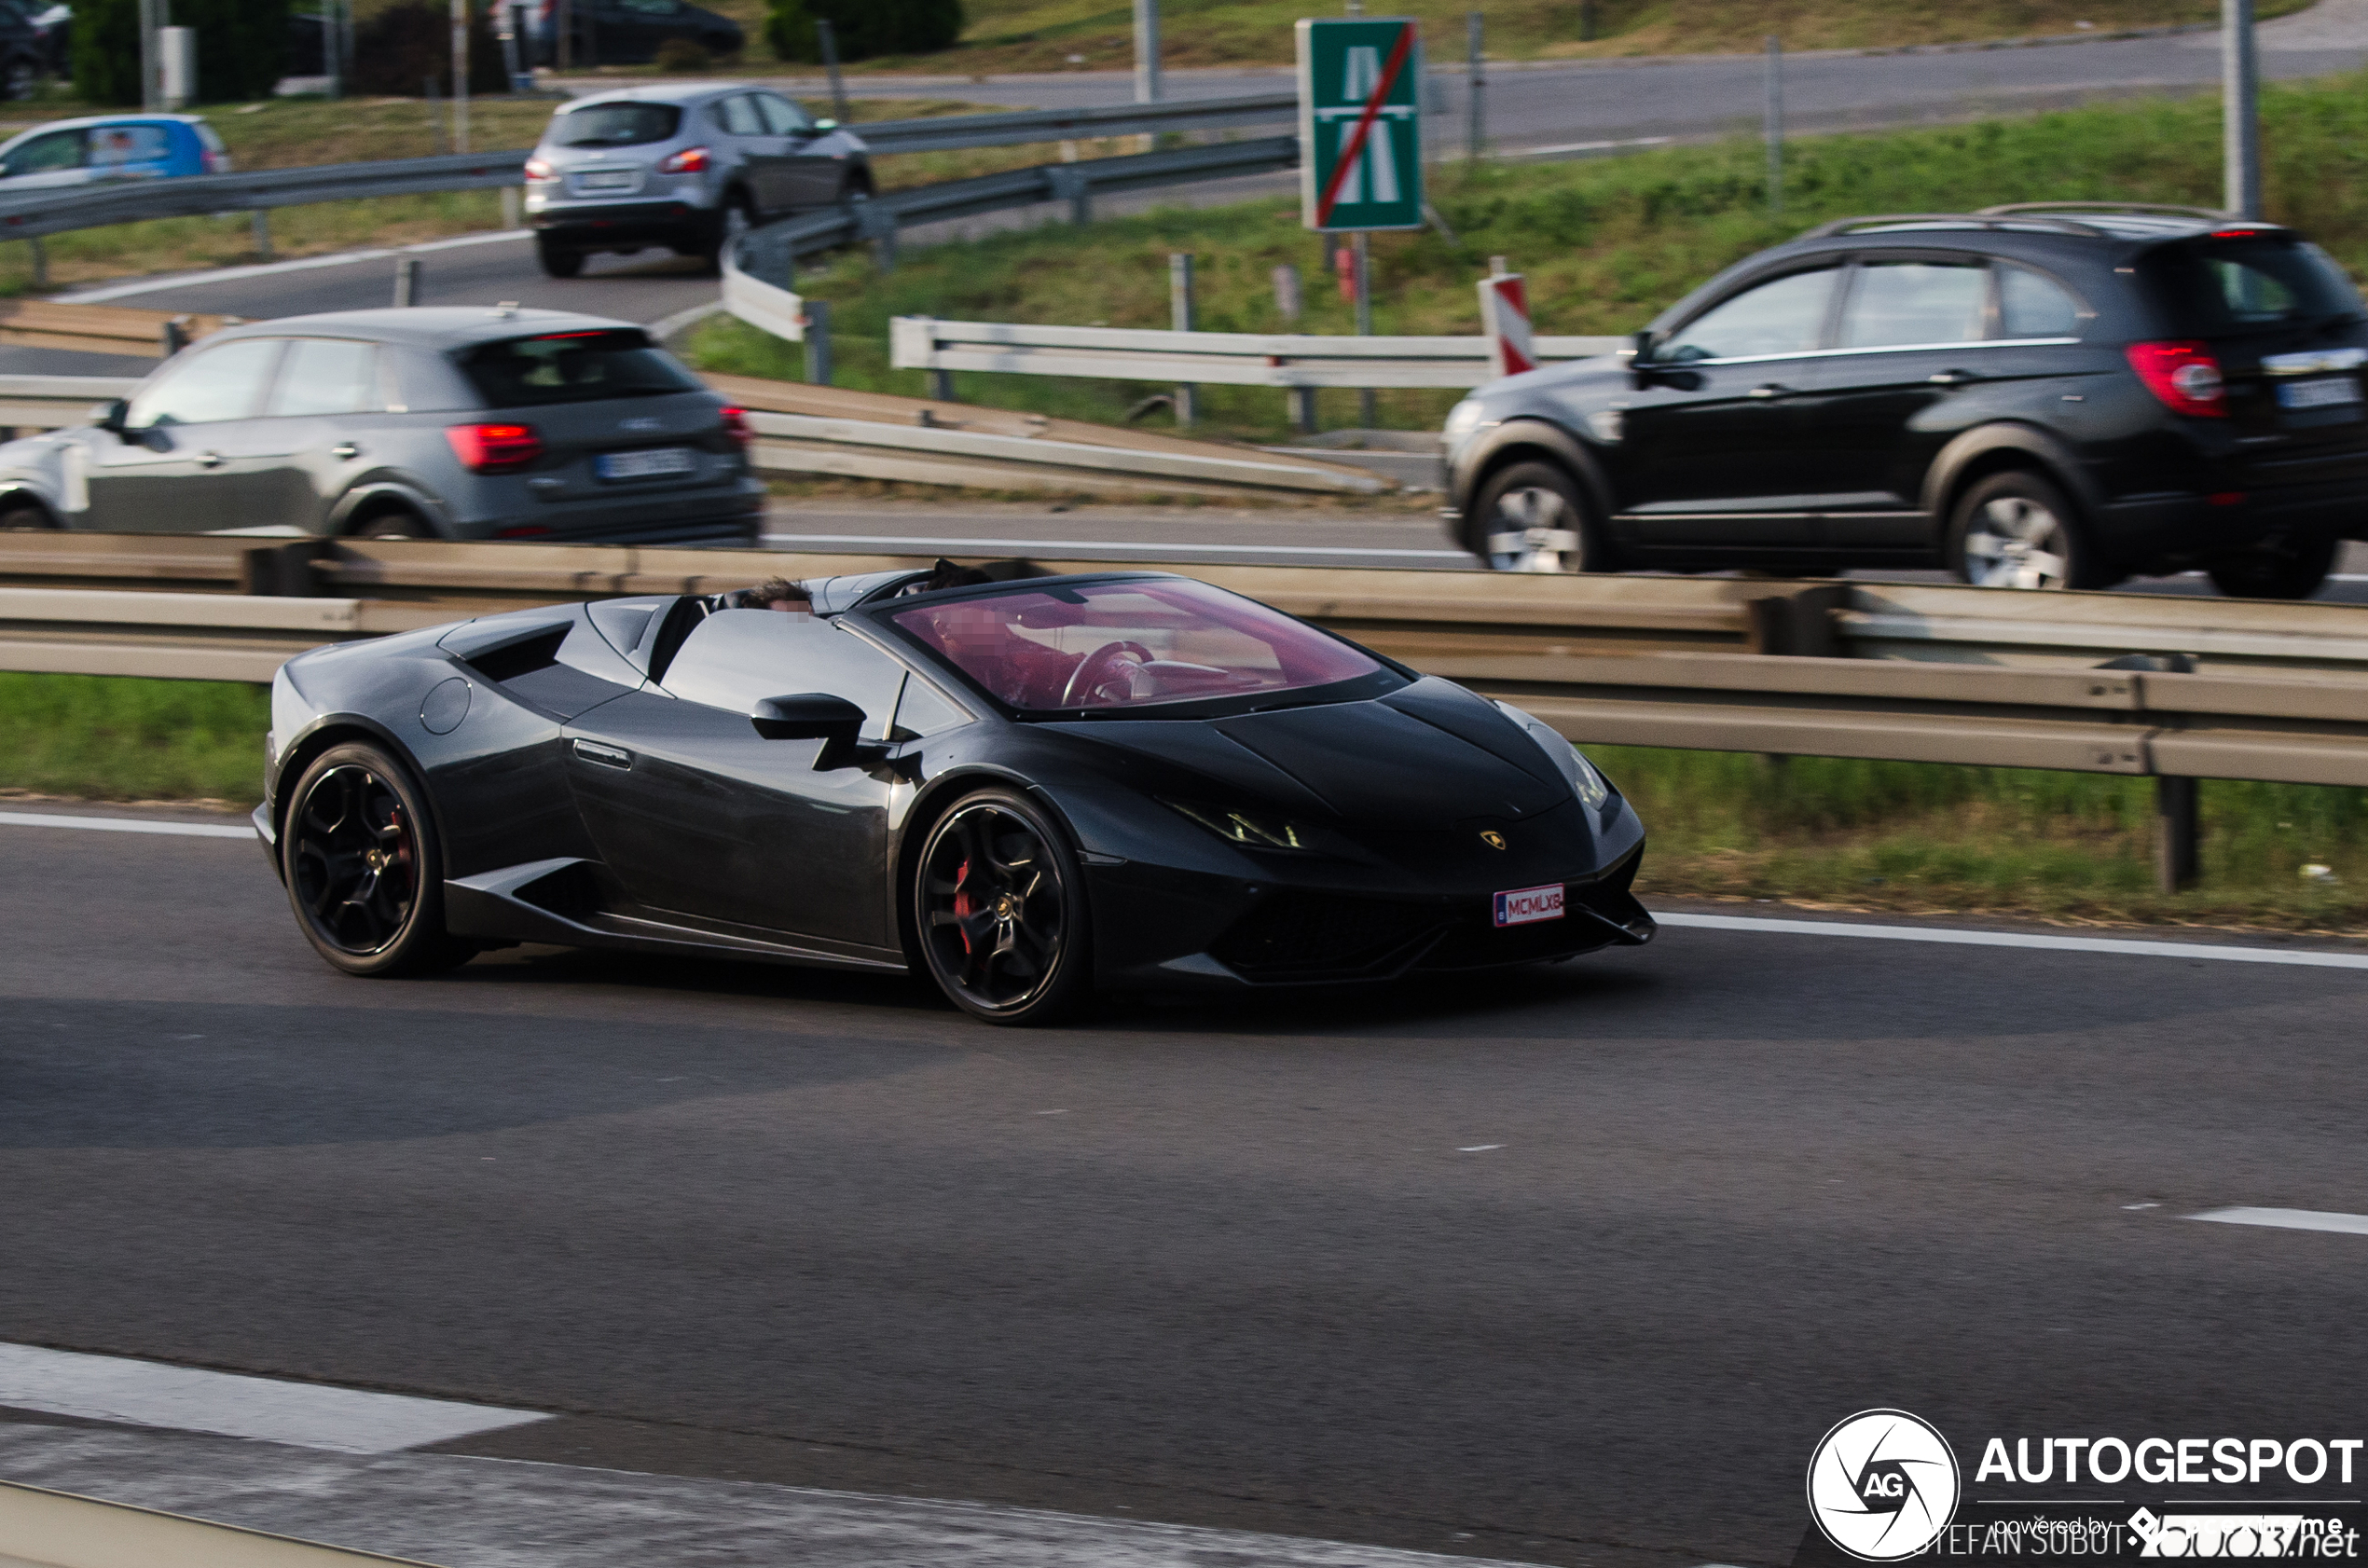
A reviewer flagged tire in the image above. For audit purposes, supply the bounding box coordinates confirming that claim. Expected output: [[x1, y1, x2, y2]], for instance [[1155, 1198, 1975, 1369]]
[[913, 788, 1093, 1025], [353, 508, 436, 541], [1469, 460, 1608, 573], [0, 501, 53, 530], [1946, 470, 2112, 591], [703, 195, 753, 275], [2207, 536, 2337, 600], [2, 58, 35, 102], [535, 237, 584, 279], [281, 743, 474, 978]]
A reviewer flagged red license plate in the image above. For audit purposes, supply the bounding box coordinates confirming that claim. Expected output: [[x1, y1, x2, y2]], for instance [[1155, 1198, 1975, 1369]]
[[1493, 884, 1565, 928]]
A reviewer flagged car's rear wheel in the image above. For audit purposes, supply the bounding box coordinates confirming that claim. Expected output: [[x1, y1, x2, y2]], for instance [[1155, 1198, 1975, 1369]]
[[282, 743, 473, 978], [0, 500, 53, 530], [1471, 461, 1606, 573], [2207, 536, 2337, 600], [915, 789, 1092, 1025], [352, 508, 436, 541], [1947, 470, 2110, 590], [535, 237, 584, 279]]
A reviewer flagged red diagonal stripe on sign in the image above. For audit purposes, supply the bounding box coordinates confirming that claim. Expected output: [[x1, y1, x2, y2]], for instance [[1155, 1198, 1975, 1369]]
[[1314, 21, 1417, 228]]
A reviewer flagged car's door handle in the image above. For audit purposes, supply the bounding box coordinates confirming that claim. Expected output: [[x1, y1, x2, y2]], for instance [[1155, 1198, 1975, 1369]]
[[333, 441, 361, 461], [1928, 368, 1979, 386], [571, 738, 632, 768], [193, 450, 224, 468], [1747, 382, 1791, 399]]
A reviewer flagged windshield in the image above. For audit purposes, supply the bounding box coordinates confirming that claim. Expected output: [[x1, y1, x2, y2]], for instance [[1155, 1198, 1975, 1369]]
[[458, 329, 700, 408], [552, 102, 681, 148], [2139, 237, 2366, 333], [889, 578, 1386, 712]]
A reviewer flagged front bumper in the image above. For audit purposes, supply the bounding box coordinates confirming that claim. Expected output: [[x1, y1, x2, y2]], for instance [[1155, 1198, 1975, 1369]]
[[1090, 842, 1653, 992]]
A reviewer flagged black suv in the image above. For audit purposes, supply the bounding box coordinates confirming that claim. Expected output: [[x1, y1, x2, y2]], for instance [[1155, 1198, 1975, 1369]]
[[1442, 204, 2368, 598]]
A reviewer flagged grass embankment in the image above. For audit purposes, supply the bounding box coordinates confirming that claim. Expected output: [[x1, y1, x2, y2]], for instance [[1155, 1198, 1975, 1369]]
[[0, 674, 267, 804], [0, 93, 1011, 294], [8, 674, 2368, 928], [700, 0, 2307, 74], [681, 73, 2368, 443]]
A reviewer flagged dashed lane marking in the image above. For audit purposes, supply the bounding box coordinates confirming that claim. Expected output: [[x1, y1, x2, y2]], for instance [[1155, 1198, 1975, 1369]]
[[0, 1343, 549, 1454], [2190, 1207, 2368, 1235]]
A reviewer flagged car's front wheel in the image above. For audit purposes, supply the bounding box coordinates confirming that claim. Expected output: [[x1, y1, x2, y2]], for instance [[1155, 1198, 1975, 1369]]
[[2207, 536, 2337, 600], [1947, 470, 2111, 591], [915, 789, 1092, 1025], [282, 743, 474, 978], [704, 196, 753, 275], [1471, 460, 1607, 573]]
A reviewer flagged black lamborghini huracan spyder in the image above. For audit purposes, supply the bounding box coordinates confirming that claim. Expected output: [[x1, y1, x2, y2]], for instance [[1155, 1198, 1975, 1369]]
[[255, 566, 1653, 1024]]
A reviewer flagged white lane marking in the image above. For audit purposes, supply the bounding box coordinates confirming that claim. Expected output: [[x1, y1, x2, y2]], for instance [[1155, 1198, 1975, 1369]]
[[1656, 911, 2368, 970], [2190, 1207, 2368, 1235], [1455, 1145, 1504, 1152], [1504, 134, 1676, 157], [60, 229, 533, 304], [649, 297, 726, 342], [760, 532, 1467, 558], [0, 1342, 550, 1454], [0, 811, 253, 839]]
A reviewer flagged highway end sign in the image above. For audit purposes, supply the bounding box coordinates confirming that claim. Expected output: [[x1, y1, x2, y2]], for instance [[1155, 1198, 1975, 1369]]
[[1296, 17, 1425, 232]]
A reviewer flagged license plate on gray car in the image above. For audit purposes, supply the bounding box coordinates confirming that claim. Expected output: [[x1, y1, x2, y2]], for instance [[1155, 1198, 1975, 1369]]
[[596, 447, 695, 481], [2279, 377, 2363, 410], [575, 170, 637, 192]]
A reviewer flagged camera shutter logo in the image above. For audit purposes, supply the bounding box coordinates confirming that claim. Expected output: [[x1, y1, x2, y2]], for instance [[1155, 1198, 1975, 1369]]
[[1807, 1409, 1962, 1561]]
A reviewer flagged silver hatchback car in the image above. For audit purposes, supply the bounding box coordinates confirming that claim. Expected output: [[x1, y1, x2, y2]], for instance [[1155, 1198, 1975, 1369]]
[[524, 82, 873, 278], [0, 307, 765, 544]]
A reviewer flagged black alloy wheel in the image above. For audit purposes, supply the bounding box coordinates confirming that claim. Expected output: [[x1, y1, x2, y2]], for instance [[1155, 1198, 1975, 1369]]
[[2207, 536, 2338, 600], [916, 790, 1091, 1025], [282, 743, 472, 977], [1946, 470, 2115, 591]]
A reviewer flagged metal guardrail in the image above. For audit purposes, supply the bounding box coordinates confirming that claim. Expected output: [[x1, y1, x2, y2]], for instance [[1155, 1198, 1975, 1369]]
[[0, 1478, 442, 1568], [0, 94, 1305, 246], [854, 90, 1301, 155], [888, 318, 1627, 390]]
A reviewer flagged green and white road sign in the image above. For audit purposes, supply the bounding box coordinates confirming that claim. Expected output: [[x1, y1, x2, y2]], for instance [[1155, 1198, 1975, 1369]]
[[1296, 16, 1425, 233]]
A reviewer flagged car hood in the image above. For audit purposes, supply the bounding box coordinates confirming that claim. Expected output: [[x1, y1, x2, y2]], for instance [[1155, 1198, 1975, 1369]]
[[1056, 680, 1569, 830]]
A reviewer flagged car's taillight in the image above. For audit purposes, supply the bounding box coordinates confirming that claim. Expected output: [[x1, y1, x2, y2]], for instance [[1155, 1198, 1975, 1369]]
[[446, 422, 544, 472], [2126, 339, 2227, 418], [524, 157, 555, 183], [658, 145, 710, 174], [720, 406, 751, 447], [201, 149, 227, 173]]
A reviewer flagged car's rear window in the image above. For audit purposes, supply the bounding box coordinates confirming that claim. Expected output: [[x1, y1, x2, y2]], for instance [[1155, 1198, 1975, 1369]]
[[457, 329, 700, 408], [2139, 236, 2366, 334], [552, 102, 681, 148], [889, 578, 1386, 713]]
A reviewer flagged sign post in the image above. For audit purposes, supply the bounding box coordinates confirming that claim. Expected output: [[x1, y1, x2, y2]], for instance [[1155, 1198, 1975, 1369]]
[[1297, 16, 1425, 429]]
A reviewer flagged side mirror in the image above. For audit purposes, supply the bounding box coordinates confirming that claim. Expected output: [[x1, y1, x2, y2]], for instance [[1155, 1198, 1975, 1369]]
[[810, 118, 837, 133], [91, 398, 128, 436], [750, 692, 869, 769]]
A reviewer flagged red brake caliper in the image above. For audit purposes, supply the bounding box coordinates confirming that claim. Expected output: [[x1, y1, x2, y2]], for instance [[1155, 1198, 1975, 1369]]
[[951, 858, 975, 953]]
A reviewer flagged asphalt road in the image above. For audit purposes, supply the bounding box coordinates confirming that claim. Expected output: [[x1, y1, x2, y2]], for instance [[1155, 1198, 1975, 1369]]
[[3, 814, 2364, 1565]]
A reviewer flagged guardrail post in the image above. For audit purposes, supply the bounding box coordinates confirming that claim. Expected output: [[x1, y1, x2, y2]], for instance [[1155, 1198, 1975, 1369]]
[[818, 20, 851, 124], [1466, 12, 1483, 160], [251, 209, 273, 259], [392, 255, 423, 307], [858, 203, 899, 273], [500, 186, 521, 229], [1170, 253, 1198, 430], [1764, 36, 1783, 214], [1047, 165, 1092, 225], [1352, 233, 1375, 428], [2157, 776, 2200, 892], [803, 299, 833, 385], [26, 237, 44, 289]]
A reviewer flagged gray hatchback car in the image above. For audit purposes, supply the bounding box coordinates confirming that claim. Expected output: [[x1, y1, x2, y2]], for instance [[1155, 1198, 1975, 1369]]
[[0, 306, 765, 544], [524, 82, 873, 278]]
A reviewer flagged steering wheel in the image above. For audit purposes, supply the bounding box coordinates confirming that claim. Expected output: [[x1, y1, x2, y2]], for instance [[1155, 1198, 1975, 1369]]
[[1060, 640, 1153, 708]]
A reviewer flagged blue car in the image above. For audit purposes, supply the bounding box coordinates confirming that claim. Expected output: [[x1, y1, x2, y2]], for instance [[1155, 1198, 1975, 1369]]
[[0, 114, 228, 190]]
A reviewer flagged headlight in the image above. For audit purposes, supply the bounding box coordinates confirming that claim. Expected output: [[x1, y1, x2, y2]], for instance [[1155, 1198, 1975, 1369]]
[[1495, 701, 1611, 809], [1163, 799, 1315, 850], [1442, 398, 1487, 447]]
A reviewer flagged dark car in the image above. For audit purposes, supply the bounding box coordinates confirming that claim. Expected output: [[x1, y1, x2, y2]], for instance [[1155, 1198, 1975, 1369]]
[[526, 0, 743, 65], [0, 0, 61, 96], [0, 306, 765, 544], [254, 566, 1653, 1025], [1443, 203, 2368, 599]]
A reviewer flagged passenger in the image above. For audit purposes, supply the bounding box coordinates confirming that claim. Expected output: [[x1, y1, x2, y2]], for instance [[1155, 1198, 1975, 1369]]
[[736, 577, 811, 612]]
